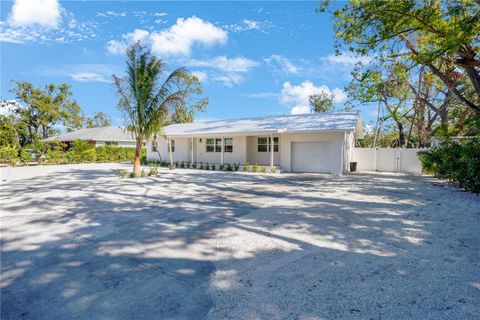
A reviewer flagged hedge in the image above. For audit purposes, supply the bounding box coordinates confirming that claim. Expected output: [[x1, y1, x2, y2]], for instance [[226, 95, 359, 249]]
[[418, 138, 480, 194]]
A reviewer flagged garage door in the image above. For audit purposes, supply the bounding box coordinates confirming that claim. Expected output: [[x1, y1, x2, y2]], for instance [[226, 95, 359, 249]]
[[291, 141, 332, 173]]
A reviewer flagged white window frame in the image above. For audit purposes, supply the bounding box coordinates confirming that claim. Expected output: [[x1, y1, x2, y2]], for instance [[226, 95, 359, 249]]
[[257, 137, 278, 152], [168, 139, 175, 152], [224, 138, 233, 153]]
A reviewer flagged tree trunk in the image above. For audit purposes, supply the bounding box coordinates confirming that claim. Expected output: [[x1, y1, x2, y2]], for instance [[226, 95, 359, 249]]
[[397, 122, 405, 148], [133, 137, 143, 177]]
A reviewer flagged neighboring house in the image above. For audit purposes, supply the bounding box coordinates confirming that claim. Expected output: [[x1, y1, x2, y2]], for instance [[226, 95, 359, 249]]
[[44, 126, 141, 148], [147, 112, 364, 174]]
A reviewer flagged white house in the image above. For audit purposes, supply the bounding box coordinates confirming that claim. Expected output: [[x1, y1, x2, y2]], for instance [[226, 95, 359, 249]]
[[44, 126, 141, 148], [147, 112, 364, 175]]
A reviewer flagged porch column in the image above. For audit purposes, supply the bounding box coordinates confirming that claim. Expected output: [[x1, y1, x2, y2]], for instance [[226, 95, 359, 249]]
[[190, 137, 194, 162], [221, 137, 224, 165], [270, 133, 274, 167], [168, 136, 173, 166]]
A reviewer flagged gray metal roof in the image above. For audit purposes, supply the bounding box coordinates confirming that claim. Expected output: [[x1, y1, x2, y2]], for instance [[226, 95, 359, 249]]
[[44, 126, 136, 142], [164, 112, 364, 138]]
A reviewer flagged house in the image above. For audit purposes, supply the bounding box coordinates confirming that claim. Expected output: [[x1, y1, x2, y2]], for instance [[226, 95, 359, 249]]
[[147, 112, 364, 174], [44, 126, 141, 148]]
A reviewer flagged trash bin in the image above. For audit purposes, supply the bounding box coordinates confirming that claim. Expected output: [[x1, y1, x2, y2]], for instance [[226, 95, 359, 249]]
[[349, 162, 357, 172]]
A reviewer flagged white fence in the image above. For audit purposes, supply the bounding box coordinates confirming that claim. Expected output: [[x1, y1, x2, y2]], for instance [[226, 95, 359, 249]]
[[352, 148, 427, 175]]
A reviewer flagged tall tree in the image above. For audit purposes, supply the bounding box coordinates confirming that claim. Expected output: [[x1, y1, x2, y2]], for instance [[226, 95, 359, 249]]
[[309, 92, 334, 113], [113, 44, 207, 176], [10, 81, 84, 141], [85, 112, 112, 128], [319, 0, 480, 111]]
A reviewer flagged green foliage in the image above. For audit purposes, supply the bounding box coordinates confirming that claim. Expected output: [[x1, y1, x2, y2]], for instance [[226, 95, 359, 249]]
[[261, 166, 267, 174], [252, 163, 259, 173], [19, 148, 31, 165], [180, 161, 185, 168], [0, 114, 21, 147], [418, 138, 480, 193], [210, 163, 216, 170], [219, 163, 225, 170], [309, 92, 334, 113], [45, 149, 65, 164], [148, 167, 158, 176], [140, 169, 146, 177], [114, 169, 128, 178], [226, 163, 233, 171], [85, 112, 111, 128], [270, 166, 277, 174], [192, 162, 198, 169], [242, 163, 249, 172], [128, 172, 135, 178], [233, 163, 240, 171], [0, 146, 18, 166]]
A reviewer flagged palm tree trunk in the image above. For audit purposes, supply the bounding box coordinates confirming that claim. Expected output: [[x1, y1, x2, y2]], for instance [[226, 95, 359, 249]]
[[133, 136, 143, 177]]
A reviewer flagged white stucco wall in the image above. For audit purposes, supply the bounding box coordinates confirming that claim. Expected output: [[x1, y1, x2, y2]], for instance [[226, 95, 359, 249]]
[[95, 140, 137, 148], [352, 148, 424, 175], [147, 131, 353, 175], [246, 136, 281, 166]]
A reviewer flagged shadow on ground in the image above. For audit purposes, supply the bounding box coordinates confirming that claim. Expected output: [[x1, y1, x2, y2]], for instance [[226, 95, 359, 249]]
[[1, 167, 479, 319]]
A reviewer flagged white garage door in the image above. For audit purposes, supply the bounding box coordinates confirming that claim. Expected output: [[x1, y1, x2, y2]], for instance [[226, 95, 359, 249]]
[[291, 141, 332, 173]]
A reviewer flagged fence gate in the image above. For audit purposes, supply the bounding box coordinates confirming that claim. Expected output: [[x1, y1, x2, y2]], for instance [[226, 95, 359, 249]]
[[352, 148, 426, 175]]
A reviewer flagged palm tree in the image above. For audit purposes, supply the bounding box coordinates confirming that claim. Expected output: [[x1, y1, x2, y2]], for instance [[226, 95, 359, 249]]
[[113, 44, 207, 176]]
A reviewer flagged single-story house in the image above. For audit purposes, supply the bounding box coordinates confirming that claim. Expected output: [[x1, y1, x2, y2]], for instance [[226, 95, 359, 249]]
[[148, 112, 364, 174], [44, 126, 142, 148]]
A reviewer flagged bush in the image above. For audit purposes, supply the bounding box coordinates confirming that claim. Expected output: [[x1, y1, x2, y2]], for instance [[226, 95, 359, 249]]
[[210, 163, 216, 170], [271, 166, 277, 174], [226, 163, 233, 171], [252, 163, 259, 173], [233, 163, 240, 171], [148, 167, 158, 176], [261, 166, 267, 173], [242, 163, 249, 172], [114, 169, 128, 178], [45, 149, 65, 164], [219, 163, 225, 170], [418, 138, 480, 193], [0, 146, 18, 166], [19, 148, 32, 165]]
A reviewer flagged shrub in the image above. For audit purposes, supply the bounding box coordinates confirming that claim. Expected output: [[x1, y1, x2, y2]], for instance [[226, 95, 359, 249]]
[[148, 167, 158, 176], [226, 163, 233, 171], [242, 163, 249, 172], [128, 172, 135, 178], [210, 163, 216, 170], [252, 163, 259, 173], [19, 148, 32, 165], [114, 169, 128, 178], [180, 162, 185, 168], [418, 138, 480, 193], [192, 162, 198, 169], [140, 169, 146, 177], [233, 163, 240, 171], [203, 162, 209, 170], [261, 166, 267, 173], [45, 149, 65, 164], [270, 166, 277, 174], [219, 163, 225, 170], [0, 146, 18, 166]]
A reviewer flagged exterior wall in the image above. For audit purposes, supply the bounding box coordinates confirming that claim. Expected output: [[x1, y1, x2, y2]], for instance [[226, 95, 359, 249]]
[[147, 136, 247, 164], [352, 147, 424, 175], [95, 140, 137, 148], [246, 136, 281, 166], [279, 132, 346, 175]]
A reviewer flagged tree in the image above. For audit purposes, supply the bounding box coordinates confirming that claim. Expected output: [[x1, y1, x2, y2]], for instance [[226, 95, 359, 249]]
[[9, 81, 84, 141], [319, 0, 480, 111], [85, 112, 111, 128], [309, 92, 334, 113], [113, 44, 207, 176]]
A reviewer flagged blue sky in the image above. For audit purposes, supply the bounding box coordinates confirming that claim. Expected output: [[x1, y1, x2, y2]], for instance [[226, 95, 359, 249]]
[[0, 0, 375, 125]]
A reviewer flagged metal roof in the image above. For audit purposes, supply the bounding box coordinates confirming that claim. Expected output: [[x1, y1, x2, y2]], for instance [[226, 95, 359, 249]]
[[164, 112, 364, 138], [44, 126, 136, 142]]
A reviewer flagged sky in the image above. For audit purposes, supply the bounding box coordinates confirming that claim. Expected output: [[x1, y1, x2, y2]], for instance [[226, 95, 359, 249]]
[[0, 0, 376, 126]]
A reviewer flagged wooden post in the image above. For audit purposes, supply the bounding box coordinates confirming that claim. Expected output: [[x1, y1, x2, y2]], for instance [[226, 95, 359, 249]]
[[270, 134, 274, 168], [190, 137, 194, 163]]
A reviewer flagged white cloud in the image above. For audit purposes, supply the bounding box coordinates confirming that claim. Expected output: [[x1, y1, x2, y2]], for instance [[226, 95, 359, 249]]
[[154, 12, 168, 17], [243, 92, 278, 99], [96, 11, 127, 18], [223, 19, 272, 33], [37, 64, 119, 83], [0, 100, 21, 116], [320, 52, 371, 66], [188, 56, 258, 73], [9, 0, 61, 28], [187, 56, 258, 87], [264, 54, 300, 75], [151, 16, 227, 56], [280, 81, 347, 115], [192, 71, 208, 82], [106, 29, 150, 55]]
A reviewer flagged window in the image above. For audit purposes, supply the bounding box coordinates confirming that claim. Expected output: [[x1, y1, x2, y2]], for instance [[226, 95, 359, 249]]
[[168, 139, 175, 152], [224, 138, 233, 153], [152, 143, 157, 152], [206, 138, 232, 152], [257, 137, 279, 152], [206, 138, 215, 152], [105, 141, 118, 146]]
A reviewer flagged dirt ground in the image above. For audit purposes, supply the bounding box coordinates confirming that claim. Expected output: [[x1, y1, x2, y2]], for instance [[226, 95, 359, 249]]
[[1, 164, 479, 319]]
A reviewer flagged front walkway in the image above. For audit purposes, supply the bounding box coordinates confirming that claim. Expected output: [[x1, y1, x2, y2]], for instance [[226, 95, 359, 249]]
[[1, 164, 479, 319]]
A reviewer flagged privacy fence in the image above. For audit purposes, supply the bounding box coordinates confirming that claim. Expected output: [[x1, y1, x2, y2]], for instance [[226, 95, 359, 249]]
[[352, 148, 426, 175]]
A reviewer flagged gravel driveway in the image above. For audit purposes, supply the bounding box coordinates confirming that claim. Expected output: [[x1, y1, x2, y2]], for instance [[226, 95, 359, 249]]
[[1, 164, 479, 319]]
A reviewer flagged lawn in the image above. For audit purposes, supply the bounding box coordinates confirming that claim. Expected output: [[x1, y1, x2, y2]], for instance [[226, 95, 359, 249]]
[[1, 164, 479, 319]]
